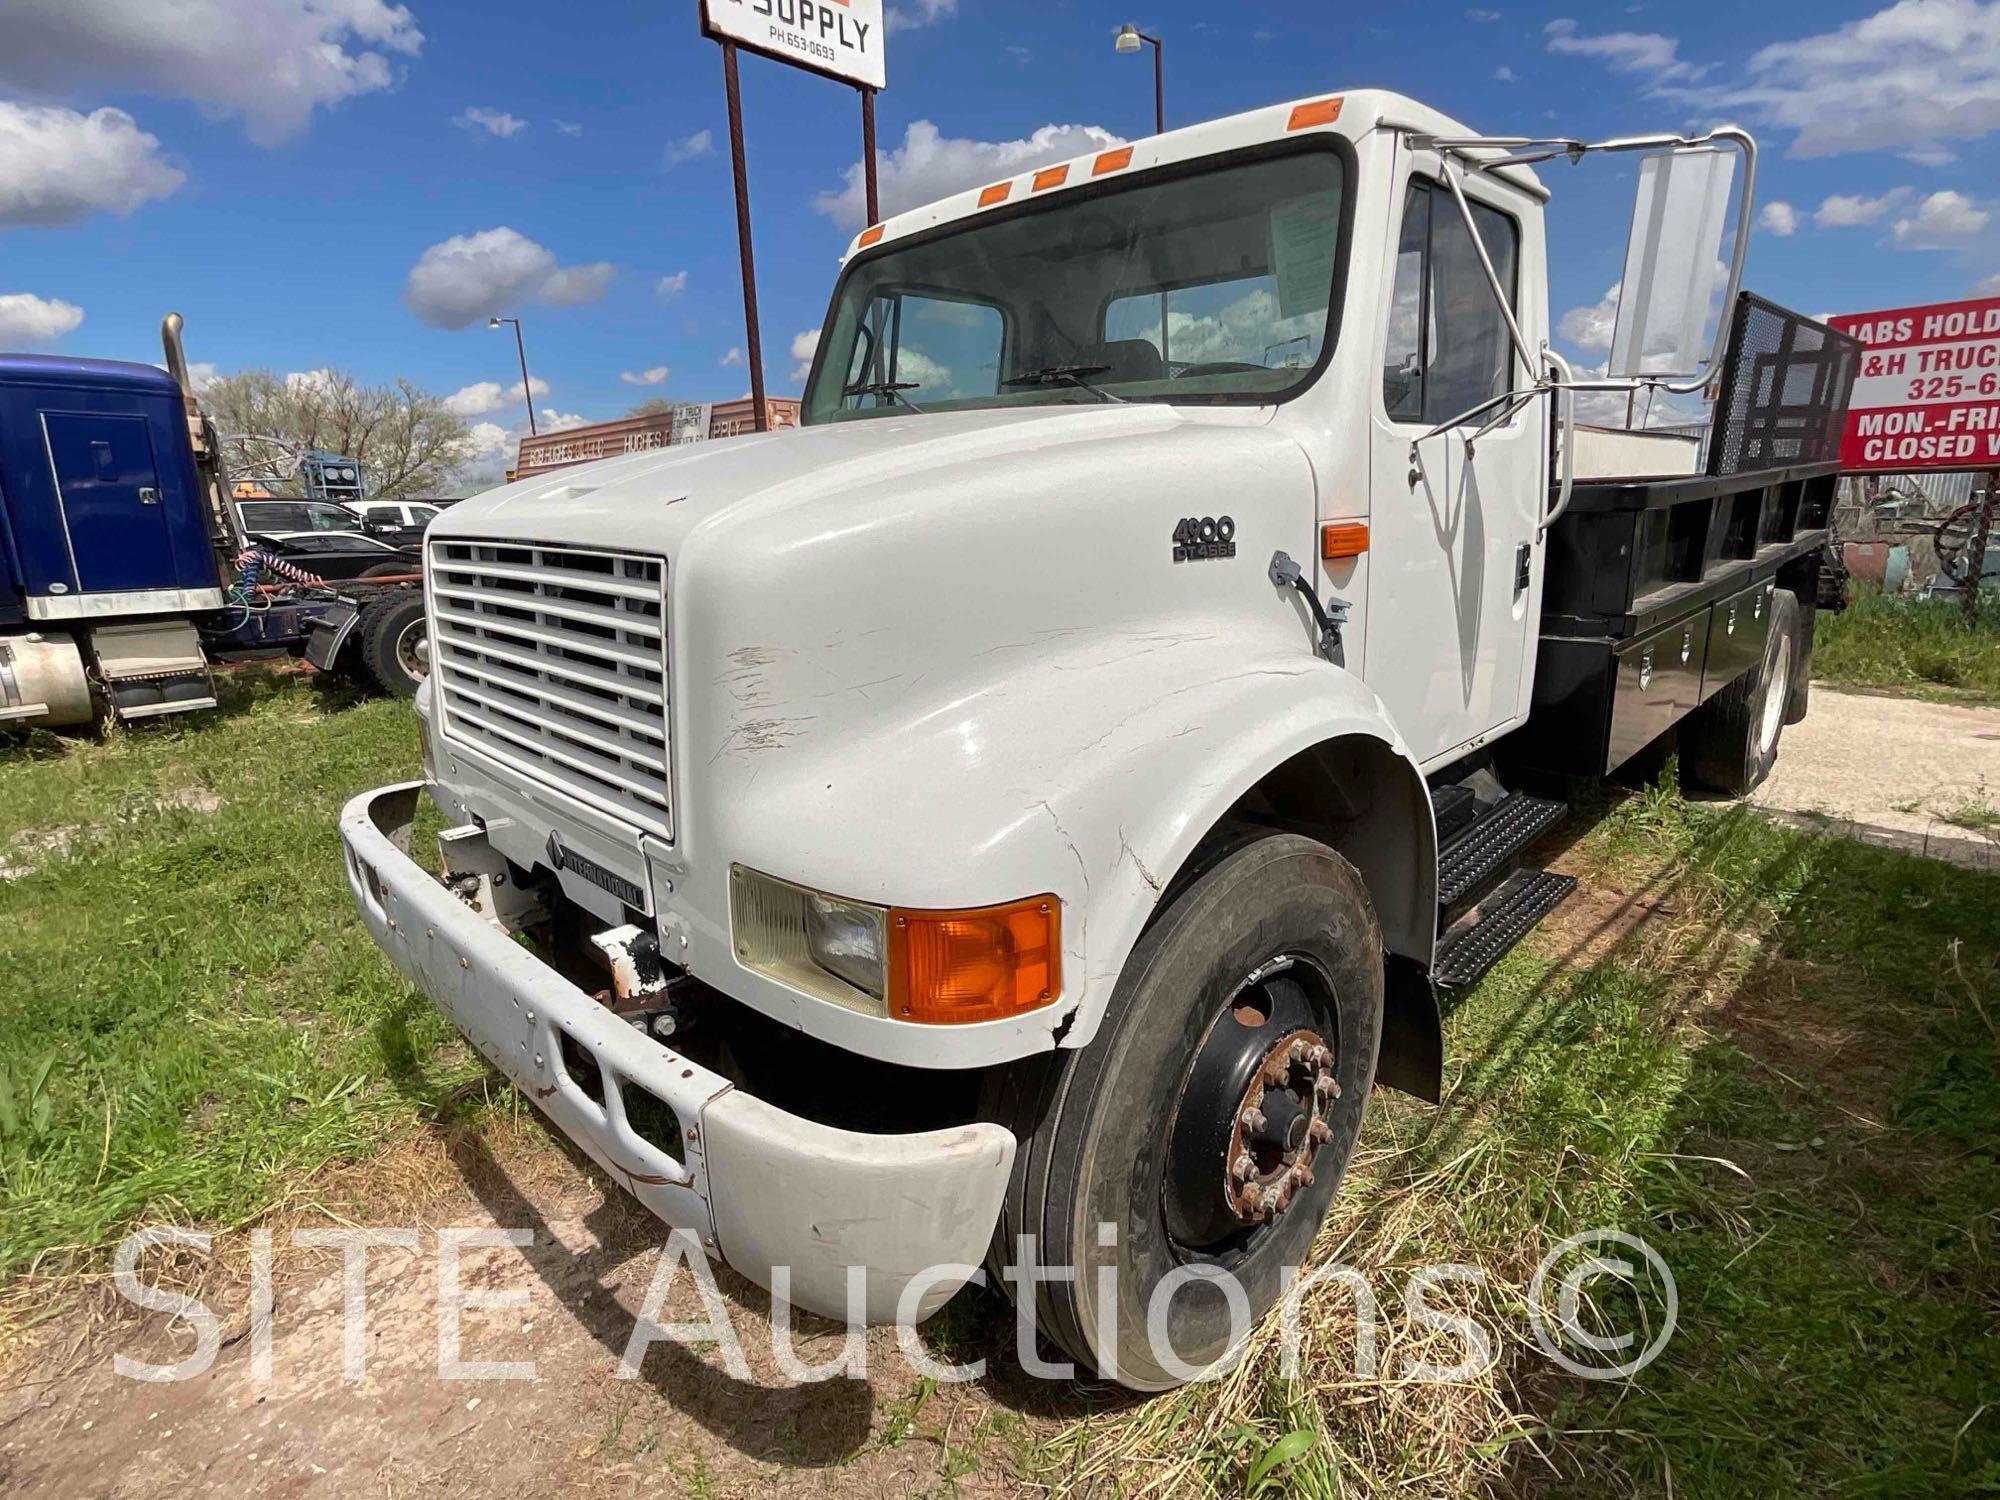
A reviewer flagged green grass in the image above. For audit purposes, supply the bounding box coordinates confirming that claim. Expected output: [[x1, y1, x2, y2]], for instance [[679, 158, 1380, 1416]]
[[1813, 585, 2000, 703], [0, 670, 483, 1274], [1048, 775, 1999, 1498], [2, 674, 1994, 1497]]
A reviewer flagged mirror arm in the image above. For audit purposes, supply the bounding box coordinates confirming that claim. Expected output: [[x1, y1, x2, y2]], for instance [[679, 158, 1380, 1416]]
[[1438, 158, 1541, 381], [1417, 125, 1759, 396]]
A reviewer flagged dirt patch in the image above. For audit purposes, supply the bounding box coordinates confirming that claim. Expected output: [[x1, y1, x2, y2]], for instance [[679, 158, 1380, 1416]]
[[0, 1118, 1043, 1499]]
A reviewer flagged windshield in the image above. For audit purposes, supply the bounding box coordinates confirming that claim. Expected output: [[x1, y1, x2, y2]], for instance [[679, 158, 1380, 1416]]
[[804, 147, 1346, 423]]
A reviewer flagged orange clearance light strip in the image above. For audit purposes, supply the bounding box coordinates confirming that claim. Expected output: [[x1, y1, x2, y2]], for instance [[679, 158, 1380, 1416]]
[[1032, 164, 1069, 191], [1092, 147, 1133, 176], [888, 895, 1060, 1025], [978, 181, 1011, 207], [1287, 97, 1344, 131], [857, 224, 885, 248], [1322, 522, 1370, 559]]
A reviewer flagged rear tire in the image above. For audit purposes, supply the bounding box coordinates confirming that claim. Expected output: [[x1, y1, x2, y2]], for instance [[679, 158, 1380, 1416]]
[[357, 595, 428, 699], [1783, 592, 1814, 726], [987, 832, 1382, 1390], [1681, 589, 1800, 797]]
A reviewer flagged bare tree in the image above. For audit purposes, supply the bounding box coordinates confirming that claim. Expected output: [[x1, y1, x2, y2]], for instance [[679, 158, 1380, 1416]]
[[626, 396, 674, 417], [204, 367, 477, 498]]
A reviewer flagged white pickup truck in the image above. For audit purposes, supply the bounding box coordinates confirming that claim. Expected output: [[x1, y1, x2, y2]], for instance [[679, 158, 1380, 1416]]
[[340, 88, 1855, 1389]]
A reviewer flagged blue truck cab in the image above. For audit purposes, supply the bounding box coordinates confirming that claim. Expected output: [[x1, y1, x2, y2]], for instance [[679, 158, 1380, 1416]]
[[0, 351, 229, 725]]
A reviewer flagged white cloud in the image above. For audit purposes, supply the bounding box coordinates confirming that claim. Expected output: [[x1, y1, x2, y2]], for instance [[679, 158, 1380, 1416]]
[[462, 419, 515, 479], [1546, 3, 2000, 160], [555, 120, 583, 137], [444, 375, 549, 417], [0, 292, 84, 345], [886, 0, 957, 30], [1544, 18, 1700, 80], [539, 408, 588, 431], [655, 270, 689, 298], [284, 367, 339, 397], [1975, 271, 2000, 294], [1758, 200, 1799, 236], [720, 347, 744, 367], [619, 366, 670, 386], [1815, 189, 1910, 227], [788, 329, 821, 384], [185, 360, 219, 391], [1558, 283, 1622, 354], [1468, 8, 1503, 19], [1903, 143, 1958, 165], [403, 227, 615, 329], [1495, 65, 1519, 83], [0, 102, 184, 228], [1892, 189, 1990, 247], [0, 0, 424, 147], [454, 106, 527, 138], [662, 130, 712, 170], [816, 119, 1127, 230]]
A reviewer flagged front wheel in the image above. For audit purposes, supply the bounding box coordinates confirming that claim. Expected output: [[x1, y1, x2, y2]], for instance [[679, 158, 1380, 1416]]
[[357, 595, 428, 699], [987, 832, 1382, 1390]]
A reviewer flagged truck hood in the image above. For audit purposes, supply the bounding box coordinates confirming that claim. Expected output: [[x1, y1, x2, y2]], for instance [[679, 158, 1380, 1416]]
[[437, 403, 1262, 555]]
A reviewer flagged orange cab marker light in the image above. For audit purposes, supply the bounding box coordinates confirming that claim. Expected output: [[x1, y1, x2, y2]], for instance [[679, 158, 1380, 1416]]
[[1032, 164, 1070, 191], [1092, 147, 1133, 176], [978, 181, 1012, 207], [1287, 97, 1344, 131], [888, 895, 1061, 1025], [1322, 522, 1369, 559], [858, 224, 885, 248]]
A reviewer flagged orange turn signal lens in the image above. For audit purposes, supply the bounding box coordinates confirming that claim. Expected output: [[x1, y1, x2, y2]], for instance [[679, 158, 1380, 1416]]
[[1321, 521, 1370, 559], [857, 224, 885, 248], [888, 895, 1060, 1024], [1287, 97, 1344, 131]]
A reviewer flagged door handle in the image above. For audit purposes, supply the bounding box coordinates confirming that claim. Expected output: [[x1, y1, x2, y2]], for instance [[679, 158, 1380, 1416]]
[[138, 487, 160, 505]]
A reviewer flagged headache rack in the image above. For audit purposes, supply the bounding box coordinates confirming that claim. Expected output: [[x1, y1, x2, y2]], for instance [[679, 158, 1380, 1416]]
[[1514, 294, 1856, 779]]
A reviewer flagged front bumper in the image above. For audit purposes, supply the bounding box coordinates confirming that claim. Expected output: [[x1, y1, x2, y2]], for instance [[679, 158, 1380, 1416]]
[[340, 781, 1015, 1323]]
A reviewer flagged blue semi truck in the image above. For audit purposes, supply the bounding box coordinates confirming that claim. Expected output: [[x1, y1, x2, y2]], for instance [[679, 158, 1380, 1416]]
[[0, 316, 427, 728]]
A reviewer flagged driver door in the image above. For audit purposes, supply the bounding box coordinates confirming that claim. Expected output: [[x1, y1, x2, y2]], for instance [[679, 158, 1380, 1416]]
[[1364, 166, 1545, 766]]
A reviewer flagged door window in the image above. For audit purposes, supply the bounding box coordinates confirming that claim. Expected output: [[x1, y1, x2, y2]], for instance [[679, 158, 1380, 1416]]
[[1382, 179, 1520, 424]]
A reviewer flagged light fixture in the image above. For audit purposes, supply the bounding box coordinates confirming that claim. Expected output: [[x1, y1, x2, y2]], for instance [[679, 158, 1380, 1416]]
[[487, 315, 502, 330], [1114, 23, 1142, 52]]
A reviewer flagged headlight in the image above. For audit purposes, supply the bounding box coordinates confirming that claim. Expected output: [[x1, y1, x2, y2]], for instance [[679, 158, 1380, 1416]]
[[732, 865, 1060, 1024], [805, 892, 887, 998]]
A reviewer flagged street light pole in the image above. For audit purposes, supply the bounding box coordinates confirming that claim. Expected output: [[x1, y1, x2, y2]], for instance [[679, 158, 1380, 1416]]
[[1115, 25, 1167, 366], [488, 316, 537, 436], [1115, 24, 1164, 134]]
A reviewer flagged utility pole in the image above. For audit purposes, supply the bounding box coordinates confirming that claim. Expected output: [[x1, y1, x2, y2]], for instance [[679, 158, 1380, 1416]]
[[1965, 469, 1997, 624]]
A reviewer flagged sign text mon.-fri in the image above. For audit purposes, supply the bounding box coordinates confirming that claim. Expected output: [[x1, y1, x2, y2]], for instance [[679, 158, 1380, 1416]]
[[1829, 295, 2000, 473], [702, 0, 885, 91]]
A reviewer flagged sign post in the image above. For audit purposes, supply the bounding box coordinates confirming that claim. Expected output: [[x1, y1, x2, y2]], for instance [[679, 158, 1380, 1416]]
[[1829, 294, 2000, 619], [700, 0, 888, 433]]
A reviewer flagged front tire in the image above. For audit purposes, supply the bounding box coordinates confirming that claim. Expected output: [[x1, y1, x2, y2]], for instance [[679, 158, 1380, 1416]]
[[988, 832, 1382, 1390]]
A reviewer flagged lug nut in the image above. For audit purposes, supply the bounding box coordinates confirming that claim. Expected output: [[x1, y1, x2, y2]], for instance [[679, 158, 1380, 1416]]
[[1239, 1106, 1266, 1133], [1309, 1118, 1332, 1143], [1297, 1165, 1315, 1187], [1310, 1045, 1331, 1067], [1288, 1038, 1309, 1062], [1231, 1152, 1255, 1182], [1314, 1072, 1340, 1098]]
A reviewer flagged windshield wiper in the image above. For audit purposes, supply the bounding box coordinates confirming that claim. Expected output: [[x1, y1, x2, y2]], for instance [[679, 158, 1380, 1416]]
[[842, 379, 927, 413], [1000, 364, 1127, 403]]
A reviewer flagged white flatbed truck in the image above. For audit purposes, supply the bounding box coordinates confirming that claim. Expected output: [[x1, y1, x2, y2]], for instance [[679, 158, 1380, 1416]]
[[339, 88, 1856, 1389]]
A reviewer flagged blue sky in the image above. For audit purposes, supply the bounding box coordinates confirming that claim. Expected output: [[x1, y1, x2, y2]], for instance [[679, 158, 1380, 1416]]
[[3, 0, 1996, 473]]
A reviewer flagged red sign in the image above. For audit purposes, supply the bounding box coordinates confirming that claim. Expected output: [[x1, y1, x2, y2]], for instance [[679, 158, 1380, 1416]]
[[1828, 294, 2000, 472]]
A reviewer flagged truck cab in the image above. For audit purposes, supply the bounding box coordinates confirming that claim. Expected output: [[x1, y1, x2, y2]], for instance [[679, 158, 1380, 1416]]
[[341, 88, 1846, 1388], [0, 353, 227, 725]]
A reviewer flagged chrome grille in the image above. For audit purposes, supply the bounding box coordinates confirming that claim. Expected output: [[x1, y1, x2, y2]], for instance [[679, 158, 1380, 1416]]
[[429, 539, 671, 838]]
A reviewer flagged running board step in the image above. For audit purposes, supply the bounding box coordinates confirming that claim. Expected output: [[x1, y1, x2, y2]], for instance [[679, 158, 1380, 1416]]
[[1434, 869, 1578, 989], [1437, 792, 1568, 912]]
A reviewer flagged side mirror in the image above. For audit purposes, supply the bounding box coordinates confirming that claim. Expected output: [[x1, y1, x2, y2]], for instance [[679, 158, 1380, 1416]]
[[1608, 147, 1737, 379]]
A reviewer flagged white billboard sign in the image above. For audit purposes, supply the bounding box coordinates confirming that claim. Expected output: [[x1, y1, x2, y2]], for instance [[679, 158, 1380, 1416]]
[[701, 0, 885, 91]]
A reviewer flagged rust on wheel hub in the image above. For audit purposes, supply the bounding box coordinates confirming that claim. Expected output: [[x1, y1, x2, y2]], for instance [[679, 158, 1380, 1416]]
[[1225, 1027, 1338, 1223]]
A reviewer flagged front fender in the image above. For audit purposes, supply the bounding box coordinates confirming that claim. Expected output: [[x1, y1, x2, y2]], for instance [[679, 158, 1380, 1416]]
[[699, 628, 1434, 1064]]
